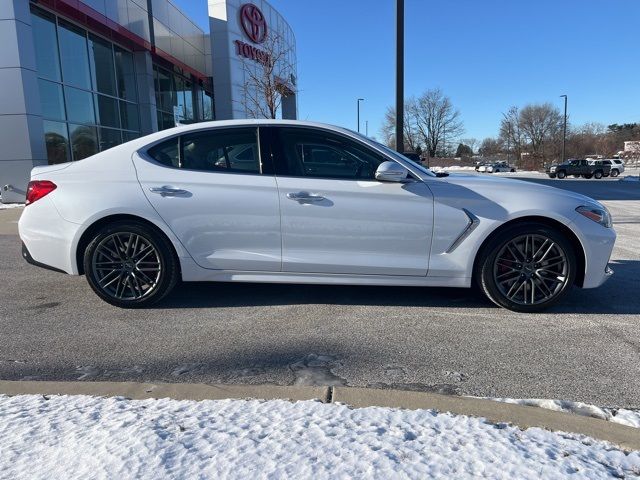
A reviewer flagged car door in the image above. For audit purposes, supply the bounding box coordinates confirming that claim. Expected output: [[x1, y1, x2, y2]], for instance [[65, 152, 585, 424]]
[[264, 126, 433, 276], [133, 126, 281, 271]]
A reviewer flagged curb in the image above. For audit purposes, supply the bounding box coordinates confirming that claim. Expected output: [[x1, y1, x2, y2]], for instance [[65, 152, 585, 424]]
[[1, 380, 638, 451]]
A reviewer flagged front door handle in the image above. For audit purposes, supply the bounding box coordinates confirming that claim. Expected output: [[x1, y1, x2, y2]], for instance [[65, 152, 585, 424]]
[[286, 191, 326, 203], [149, 186, 189, 197]]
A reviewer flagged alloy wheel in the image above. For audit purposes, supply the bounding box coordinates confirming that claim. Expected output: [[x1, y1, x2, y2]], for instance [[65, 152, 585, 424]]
[[91, 232, 162, 301], [493, 234, 569, 306]]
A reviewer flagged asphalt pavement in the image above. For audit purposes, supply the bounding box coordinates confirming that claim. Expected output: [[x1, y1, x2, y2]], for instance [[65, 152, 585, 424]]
[[1, 173, 639, 407]]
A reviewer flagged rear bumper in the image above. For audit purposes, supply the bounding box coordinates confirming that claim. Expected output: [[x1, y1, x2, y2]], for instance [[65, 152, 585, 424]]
[[21, 242, 67, 274], [18, 195, 81, 274]]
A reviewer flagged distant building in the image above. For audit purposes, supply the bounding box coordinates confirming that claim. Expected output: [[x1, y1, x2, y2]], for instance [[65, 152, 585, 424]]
[[624, 141, 640, 153]]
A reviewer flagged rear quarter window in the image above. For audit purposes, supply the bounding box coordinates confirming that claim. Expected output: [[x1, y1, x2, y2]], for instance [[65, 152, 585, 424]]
[[147, 138, 179, 167]]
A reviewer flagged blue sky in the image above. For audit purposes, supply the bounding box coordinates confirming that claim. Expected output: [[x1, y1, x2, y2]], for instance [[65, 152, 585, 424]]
[[174, 0, 640, 141]]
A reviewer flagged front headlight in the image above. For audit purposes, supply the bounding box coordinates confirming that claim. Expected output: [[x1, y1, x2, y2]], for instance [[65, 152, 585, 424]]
[[576, 205, 612, 228], [550, 166, 557, 172]]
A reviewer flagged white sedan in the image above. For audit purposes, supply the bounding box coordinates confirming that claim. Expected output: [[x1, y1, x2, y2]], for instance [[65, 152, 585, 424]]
[[19, 120, 615, 312]]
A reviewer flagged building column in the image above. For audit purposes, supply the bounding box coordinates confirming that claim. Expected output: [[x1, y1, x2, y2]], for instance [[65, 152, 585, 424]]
[[133, 51, 158, 135], [0, 0, 47, 203]]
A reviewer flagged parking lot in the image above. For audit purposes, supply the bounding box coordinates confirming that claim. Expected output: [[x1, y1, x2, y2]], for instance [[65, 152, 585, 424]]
[[1, 173, 639, 408]]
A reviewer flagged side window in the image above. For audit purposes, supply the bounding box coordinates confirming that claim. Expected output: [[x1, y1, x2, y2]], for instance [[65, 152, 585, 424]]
[[181, 128, 260, 173], [277, 128, 386, 180], [147, 137, 179, 167]]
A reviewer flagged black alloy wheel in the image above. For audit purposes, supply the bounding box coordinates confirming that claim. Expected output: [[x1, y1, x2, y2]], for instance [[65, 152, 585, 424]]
[[477, 224, 576, 312], [84, 221, 179, 308]]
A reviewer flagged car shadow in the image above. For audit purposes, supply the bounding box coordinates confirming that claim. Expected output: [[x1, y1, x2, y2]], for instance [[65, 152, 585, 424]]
[[156, 259, 640, 314], [158, 281, 492, 310]]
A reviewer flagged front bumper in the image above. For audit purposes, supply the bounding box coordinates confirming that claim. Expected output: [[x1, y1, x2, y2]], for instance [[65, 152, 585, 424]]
[[570, 213, 616, 289]]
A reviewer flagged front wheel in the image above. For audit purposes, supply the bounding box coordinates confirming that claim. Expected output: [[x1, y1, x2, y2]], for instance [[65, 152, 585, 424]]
[[83, 221, 179, 308], [594, 170, 603, 179], [556, 170, 566, 179], [476, 224, 576, 312], [547, 174, 556, 178]]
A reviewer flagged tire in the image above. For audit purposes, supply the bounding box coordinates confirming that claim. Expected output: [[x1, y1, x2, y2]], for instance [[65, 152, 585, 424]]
[[475, 223, 576, 313], [572, 174, 580, 178], [556, 170, 566, 179], [582, 173, 593, 179], [83, 221, 179, 308], [547, 174, 556, 178], [594, 170, 603, 179], [611, 169, 619, 177], [510, 169, 516, 173]]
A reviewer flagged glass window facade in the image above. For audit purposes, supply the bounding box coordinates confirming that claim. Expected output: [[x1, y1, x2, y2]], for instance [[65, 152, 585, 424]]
[[30, 5, 214, 164], [153, 64, 213, 130], [31, 6, 140, 164]]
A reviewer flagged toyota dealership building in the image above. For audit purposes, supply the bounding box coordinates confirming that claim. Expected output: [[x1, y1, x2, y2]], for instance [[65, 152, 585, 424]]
[[0, 0, 297, 202]]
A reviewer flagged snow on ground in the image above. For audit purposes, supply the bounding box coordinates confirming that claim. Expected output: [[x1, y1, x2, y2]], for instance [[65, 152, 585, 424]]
[[622, 175, 639, 182], [1, 395, 639, 479], [0, 203, 24, 209], [485, 398, 640, 429]]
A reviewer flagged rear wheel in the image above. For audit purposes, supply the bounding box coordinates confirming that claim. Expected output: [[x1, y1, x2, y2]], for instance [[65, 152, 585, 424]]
[[611, 169, 619, 177], [476, 224, 576, 312], [83, 221, 179, 308], [556, 170, 566, 179], [594, 170, 603, 179]]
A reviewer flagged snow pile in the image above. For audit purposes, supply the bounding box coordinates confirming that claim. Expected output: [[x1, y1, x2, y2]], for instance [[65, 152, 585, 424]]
[[0, 203, 24, 210], [622, 175, 639, 182], [486, 397, 640, 429], [431, 165, 477, 171], [1, 395, 638, 479]]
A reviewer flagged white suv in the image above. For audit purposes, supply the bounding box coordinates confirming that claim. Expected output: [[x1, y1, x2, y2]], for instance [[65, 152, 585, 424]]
[[602, 159, 625, 177]]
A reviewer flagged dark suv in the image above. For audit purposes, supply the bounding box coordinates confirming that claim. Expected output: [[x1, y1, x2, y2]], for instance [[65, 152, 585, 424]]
[[546, 159, 611, 179]]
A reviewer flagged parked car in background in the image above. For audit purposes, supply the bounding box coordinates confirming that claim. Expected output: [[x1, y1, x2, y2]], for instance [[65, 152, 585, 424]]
[[546, 159, 610, 179], [19, 120, 615, 312], [601, 159, 625, 177], [478, 161, 516, 173]]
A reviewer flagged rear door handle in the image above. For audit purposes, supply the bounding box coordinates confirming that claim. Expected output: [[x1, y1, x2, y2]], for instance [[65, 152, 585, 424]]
[[286, 191, 325, 203], [149, 186, 189, 197]]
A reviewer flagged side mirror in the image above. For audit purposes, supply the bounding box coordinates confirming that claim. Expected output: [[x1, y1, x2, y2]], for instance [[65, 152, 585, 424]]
[[375, 161, 409, 182]]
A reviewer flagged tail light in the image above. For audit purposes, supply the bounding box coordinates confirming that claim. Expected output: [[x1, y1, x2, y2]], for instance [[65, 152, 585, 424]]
[[25, 180, 57, 206]]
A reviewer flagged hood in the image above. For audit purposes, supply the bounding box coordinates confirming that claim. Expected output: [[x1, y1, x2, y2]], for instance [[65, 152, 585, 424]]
[[441, 173, 603, 209]]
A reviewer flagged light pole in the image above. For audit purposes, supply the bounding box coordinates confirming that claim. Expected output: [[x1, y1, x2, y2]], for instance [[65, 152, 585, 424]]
[[357, 98, 364, 133], [395, 0, 404, 152], [560, 94, 567, 163], [507, 123, 511, 163]]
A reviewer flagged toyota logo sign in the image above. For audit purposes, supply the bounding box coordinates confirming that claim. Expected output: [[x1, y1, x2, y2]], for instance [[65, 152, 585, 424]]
[[240, 4, 268, 44]]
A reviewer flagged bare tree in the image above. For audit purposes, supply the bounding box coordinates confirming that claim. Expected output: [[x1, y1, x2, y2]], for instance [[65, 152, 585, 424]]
[[239, 32, 295, 119], [380, 104, 421, 153], [499, 106, 524, 163], [479, 137, 504, 157], [460, 138, 479, 155], [409, 89, 464, 158], [517, 103, 563, 157]]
